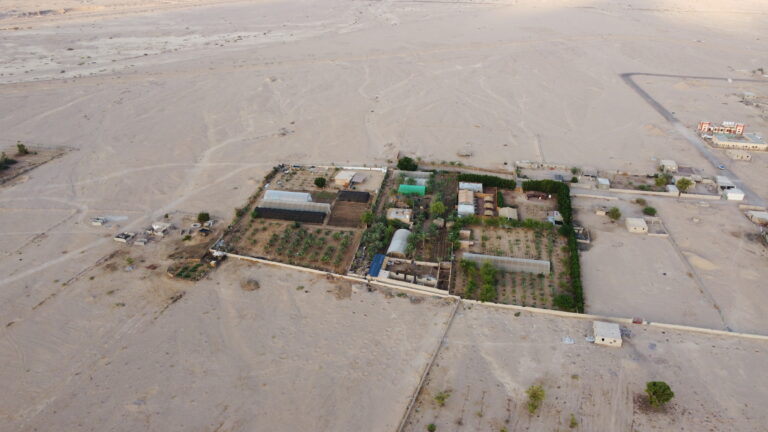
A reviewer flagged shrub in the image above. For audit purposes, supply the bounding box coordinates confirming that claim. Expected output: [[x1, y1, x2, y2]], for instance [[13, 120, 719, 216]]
[[314, 177, 327, 188], [642, 206, 657, 216], [397, 156, 418, 171], [427, 424, 436, 432], [607, 207, 621, 221], [676, 177, 693, 193], [16, 142, 30, 155], [360, 211, 374, 225], [655, 173, 672, 187], [571, 176, 578, 183], [553, 294, 576, 311], [197, 212, 210, 223], [635, 198, 647, 206], [645, 381, 674, 407], [526, 385, 545, 414], [569, 413, 578, 428], [496, 190, 505, 207], [434, 390, 451, 406]]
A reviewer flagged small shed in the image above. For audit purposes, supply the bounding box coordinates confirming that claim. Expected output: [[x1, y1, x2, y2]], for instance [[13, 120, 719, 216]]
[[386, 208, 413, 225], [593, 321, 622, 347], [398, 184, 426, 196], [459, 182, 483, 192], [386, 229, 411, 257], [597, 177, 610, 190], [625, 218, 648, 234], [723, 188, 745, 201], [334, 170, 357, 187], [659, 159, 678, 173], [498, 207, 518, 220]]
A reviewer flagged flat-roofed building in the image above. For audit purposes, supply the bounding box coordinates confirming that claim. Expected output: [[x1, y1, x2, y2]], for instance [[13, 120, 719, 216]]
[[659, 159, 678, 173], [712, 133, 767, 151], [334, 170, 357, 187], [386, 208, 413, 225], [593, 321, 622, 347], [625, 217, 648, 234]]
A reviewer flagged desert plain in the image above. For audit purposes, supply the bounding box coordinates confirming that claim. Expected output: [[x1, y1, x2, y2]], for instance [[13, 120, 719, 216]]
[[1, 0, 768, 431]]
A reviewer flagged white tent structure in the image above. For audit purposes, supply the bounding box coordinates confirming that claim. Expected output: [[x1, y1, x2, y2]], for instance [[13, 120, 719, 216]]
[[386, 229, 411, 257], [264, 190, 312, 202]]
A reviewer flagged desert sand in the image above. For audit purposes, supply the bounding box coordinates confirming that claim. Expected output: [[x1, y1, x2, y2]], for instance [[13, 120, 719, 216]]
[[1, 0, 768, 430]]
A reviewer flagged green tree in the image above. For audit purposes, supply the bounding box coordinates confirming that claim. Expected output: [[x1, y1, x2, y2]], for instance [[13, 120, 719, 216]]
[[397, 156, 418, 171], [314, 177, 327, 188], [676, 177, 693, 193], [360, 211, 374, 226], [526, 385, 545, 414], [642, 206, 657, 216], [607, 207, 621, 221], [197, 212, 211, 223], [645, 381, 674, 407], [655, 173, 671, 187], [16, 141, 29, 155], [430, 200, 446, 217]]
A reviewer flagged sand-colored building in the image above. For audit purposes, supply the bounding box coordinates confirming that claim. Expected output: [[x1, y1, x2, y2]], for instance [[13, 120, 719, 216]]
[[625, 217, 648, 234], [659, 159, 678, 173], [712, 133, 767, 151], [498, 207, 518, 220], [593, 321, 622, 347]]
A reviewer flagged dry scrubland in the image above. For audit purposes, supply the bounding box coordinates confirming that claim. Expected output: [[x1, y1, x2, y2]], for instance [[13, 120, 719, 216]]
[[1, 0, 768, 430]]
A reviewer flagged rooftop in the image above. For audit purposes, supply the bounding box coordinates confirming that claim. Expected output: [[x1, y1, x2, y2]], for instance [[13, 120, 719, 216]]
[[713, 132, 765, 145], [593, 321, 621, 339]]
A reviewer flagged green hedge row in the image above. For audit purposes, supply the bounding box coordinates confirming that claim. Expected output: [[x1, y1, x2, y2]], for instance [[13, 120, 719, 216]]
[[458, 173, 516, 189], [522, 180, 583, 313]]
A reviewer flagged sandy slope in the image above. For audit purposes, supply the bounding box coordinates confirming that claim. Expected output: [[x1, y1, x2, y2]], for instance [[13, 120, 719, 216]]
[[0, 0, 767, 430]]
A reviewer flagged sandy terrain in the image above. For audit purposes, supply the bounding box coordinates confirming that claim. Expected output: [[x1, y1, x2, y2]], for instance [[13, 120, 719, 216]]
[[1, 0, 768, 430], [577, 194, 768, 334], [404, 304, 768, 431], [0, 261, 456, 431]]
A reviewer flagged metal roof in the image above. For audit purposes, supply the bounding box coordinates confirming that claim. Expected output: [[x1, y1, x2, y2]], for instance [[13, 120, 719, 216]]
[[459, 182, 483, 192], [398, 184, 426, 196], [263, 190, 312, 202], [386, 229, 411, 256], [257, 199, 330, 214], [369, 254, 386, 277]]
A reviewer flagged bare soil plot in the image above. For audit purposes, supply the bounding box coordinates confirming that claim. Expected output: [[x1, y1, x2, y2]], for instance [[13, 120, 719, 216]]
[[575, 196, 725, 329], [328, 201, 367, 228], [233, 219, 361, 272], [403, 305, 768, 432], [452, 226, 570, 308], [504, 191, 557, 221]]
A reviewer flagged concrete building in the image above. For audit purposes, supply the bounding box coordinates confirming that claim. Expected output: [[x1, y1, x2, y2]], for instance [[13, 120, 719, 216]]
[[386, 229, 411, 258], [716, 176, 735, 191], [723, 188, 745, 201], [386, 208, 412, 225], [264, 190, 312, 202], [726, 149, 752, 161], [498, 207, 518, 220], [597, 177, 610, 190], [458, 189, 475, 217], [459, 182, 483, 192], [659, 159, 678, 173], [746, 211, 768, 225], [625, 218, 648, 234], [462, 252, 550, 275], [698, 121, 745, 135], [712, 133, 767, 151], [334, 170, 357, 187], [593, 321, 622, 347], [151, 221, 171, 236]]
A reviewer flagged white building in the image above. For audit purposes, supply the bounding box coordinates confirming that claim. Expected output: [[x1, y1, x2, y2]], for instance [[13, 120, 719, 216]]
[[386, 208, 413, 225], [593, 321, 622, 347], [151, 221, 171, 236], [334, 170, 357, 187], [716, 176, 735, 191], [459, 182, 483, 192], [264, 190, 312, 202], [723, 188, 745, 201], [625, 217, 648, 234], [597, 177, 610, 190]]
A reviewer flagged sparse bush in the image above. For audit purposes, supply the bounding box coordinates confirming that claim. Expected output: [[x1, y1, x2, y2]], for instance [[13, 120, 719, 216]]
[[642, 206, 657, 216], [427, 424, 436, 432], [182, 234, 192, 241], [645, 381, 674, 407], [434, 390, 451, 406], [607, 207, 621, 221], [569, 413, 578, 428], [655, 173, 672, 187], [526, 385, 545, 414], [197, 212, 210, 223], [16, 142, 29, 155], [635, 198, 647, 206], [314, 177, 327, 188], [397, 156, 418, 171]]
